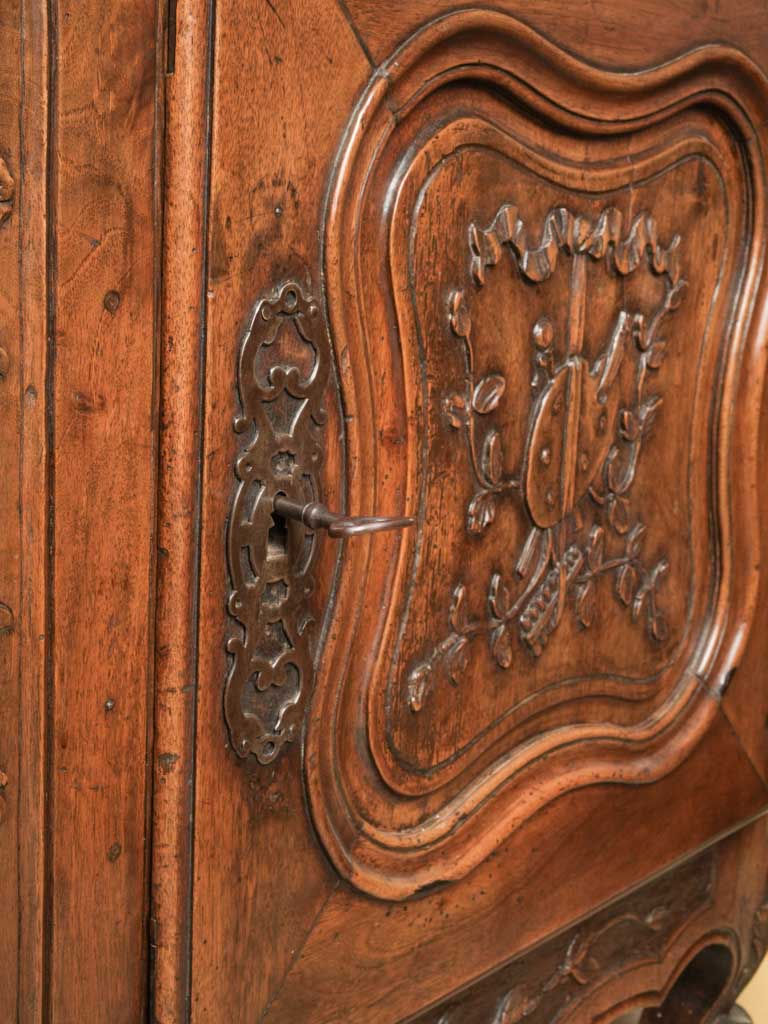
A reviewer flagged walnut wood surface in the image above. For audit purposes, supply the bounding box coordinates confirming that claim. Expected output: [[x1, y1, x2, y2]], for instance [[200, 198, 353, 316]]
[[411, 821, 768, 1024], [0, 0, 23, 1018], [151, 0, 213, 1019], [2, 0, 162, 1020], [44, 1, 160, 1019], [308, 10, 768, 899], [3, 1, 768, 1022], [186, 1, 768, 1021]]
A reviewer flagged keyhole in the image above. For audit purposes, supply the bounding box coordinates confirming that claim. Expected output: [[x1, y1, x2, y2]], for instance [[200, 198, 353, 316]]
[[267, 511, 288, 560]]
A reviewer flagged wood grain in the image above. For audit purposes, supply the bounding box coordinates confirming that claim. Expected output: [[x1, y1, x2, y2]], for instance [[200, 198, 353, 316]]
[[188, 1, 371, 1019], [340, 0, 768, 70], [0, 0, 23, 1017], [411, 820, 768, 1024], [308, 8, 768, 899], [151, 0, 213, 1020], [15, 0, 50, 1017], [264, 709, 768, 1022], [4, 1, 768, 1021], [46, 0, 160, 1019], [182, 2, 768, 1021]]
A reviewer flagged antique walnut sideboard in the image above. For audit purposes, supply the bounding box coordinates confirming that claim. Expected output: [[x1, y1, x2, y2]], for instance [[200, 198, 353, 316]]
[[3, 1, 768, 1022]]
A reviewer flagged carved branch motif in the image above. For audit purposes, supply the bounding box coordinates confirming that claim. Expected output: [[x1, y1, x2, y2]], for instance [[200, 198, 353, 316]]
[[494, 907, 672, 1024], [225, 281, 329, 763], [409, 205, 685, 712], [0, 157, 14, 227], [420, 852, 714, 1024]]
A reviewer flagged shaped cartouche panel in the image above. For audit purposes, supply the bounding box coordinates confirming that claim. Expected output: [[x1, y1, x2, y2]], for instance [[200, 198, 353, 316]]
[[307, 11, 768, 898]]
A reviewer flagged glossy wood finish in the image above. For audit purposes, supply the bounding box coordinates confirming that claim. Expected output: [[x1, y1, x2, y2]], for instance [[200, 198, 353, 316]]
[[0, 0, 24, 1016], [411, 821, 768, 1024], [188, 3, 369, 1018], [151, 0, 213, 1019], [3, 2, 768, 1022], [310, 11, 768, 899], [183, 2, 768, 1021], [2, 0, 161, 1019], [45, 2, 160, 1016]]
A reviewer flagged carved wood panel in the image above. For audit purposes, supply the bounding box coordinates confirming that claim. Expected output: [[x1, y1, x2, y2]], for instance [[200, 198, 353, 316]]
[[300, 10, 768, 900], [411, 851, 716, 1024]]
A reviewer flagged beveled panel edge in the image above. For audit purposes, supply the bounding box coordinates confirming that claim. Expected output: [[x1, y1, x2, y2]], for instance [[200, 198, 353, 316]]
[[308, 9, 768, 899]]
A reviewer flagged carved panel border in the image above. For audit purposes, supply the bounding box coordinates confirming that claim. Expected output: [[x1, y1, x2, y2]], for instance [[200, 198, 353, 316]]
[[307, 11, 768, 898]]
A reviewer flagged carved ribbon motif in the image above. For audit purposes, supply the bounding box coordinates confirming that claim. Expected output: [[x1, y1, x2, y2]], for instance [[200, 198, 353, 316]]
[[409, 205, 685, 712], [225, 281, 329, 763]]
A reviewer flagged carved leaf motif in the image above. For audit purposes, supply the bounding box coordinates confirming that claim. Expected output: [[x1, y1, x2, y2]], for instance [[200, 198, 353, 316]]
[[575, 581, 596, 628], [647, 342, 667, 369], [608, 495, 630, 534], [625, 522, 646, 558], [443, 393, 468, 429], [489, 573, 511, 619], [616, 564, 637, 606], [650, 612, 669, 642], [632, 585, 648, 622], [449, 584, 468, 632], [467, 490, 497, 533], [644, 906, 670, 930], [407, 664, 431, 713], [473, 374, 506, 414], [491, 624, 514, 669], [652, 558, 669, 587], [632, 312, 649, 351], [448, 289, 471, 338], [619, 409, 639, 441], [639, 394, 663, 432], [632, 560, 667, 622], [562, 933, 598, 985], [483, 429, 504, 485], [587, 525, 605, 572], [446, 637, 470, 684], [495, 989, 541, 1024], [667, 278, 687, 309]]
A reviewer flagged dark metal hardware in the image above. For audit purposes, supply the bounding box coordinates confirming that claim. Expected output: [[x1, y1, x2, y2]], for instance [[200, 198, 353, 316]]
[[226, 279, 415, 765], [272, 496, 415, 539]]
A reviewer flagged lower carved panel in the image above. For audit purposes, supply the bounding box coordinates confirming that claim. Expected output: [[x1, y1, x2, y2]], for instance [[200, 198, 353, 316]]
[[412, 853, 716, 1024]]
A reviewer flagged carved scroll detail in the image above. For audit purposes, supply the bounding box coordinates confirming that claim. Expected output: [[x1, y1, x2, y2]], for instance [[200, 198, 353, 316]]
[[0, 157, 14, 227], [408, 206, 685, 712], [414, 852, 714, 1024], [494, 908, 674, 1024], [225, 281, 329, 763]]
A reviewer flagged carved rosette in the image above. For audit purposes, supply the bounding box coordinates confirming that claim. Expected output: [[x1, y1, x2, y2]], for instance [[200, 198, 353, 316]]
[[225, 281, 329, 764]]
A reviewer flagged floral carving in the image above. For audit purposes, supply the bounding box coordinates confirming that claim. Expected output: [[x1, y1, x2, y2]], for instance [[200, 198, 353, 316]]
[[444, 291, 519, 533], [494, 906, 672, 1024], [409, 205, 685, 712]]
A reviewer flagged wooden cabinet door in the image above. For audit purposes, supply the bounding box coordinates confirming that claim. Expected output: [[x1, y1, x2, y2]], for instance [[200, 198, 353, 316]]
[[152, 2, 768, 1022]]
